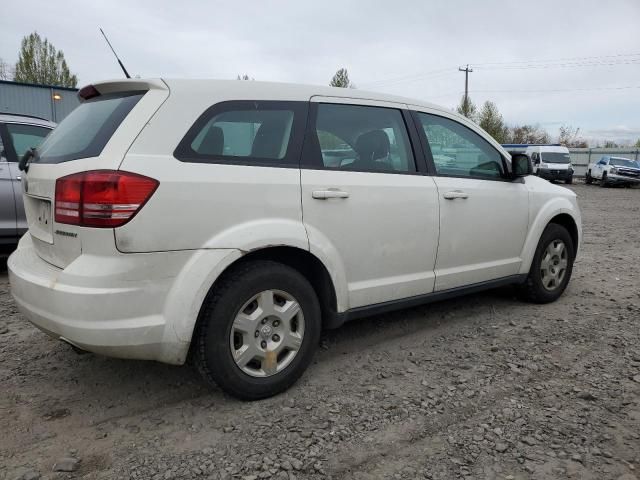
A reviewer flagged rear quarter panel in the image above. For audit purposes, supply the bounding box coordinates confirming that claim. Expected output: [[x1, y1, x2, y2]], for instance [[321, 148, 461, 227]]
[[116, 81, 308, 253]]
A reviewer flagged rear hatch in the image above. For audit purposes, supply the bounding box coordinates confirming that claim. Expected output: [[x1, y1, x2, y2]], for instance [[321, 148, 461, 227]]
[[22, 79, 169, 268]]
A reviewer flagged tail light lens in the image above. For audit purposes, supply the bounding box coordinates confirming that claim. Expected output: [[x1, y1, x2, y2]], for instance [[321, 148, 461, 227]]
[[55, 170, 159, 227]]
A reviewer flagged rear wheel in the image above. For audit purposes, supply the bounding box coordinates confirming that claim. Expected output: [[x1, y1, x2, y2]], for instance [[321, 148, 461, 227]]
[[519, 223, 575, 304], [194, 260, 321, 400]]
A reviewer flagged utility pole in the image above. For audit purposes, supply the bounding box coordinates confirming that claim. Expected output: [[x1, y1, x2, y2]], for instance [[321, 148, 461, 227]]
[[458, 64, 473, 114]]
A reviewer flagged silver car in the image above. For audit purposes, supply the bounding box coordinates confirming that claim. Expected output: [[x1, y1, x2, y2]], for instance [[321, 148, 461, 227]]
[[0, 114, 54, 246]]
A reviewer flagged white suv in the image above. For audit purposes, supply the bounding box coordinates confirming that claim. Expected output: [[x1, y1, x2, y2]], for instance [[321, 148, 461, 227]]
[[9, 79, 581, 400]]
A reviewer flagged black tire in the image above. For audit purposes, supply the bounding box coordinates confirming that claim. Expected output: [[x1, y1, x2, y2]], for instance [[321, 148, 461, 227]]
[[600, 172, 608, 187], [565, 176, 573, 185], [519, 223, 575, 304], [585, 171, 592, 184], [194, 260, 321, 400]]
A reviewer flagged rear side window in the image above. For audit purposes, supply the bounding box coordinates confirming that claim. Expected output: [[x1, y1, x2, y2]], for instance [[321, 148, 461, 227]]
[[6, 124, 51, 159], [35, 91, 144, 164], [174, 101, 307, 167]]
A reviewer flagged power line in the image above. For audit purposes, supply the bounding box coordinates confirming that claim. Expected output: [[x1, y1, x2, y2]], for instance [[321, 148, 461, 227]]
[[472, 51, 640, 67], [475, 59, 640, 71], [471, 85, 640, 94], [359, 51, 640, 89], [360, 67, 457, 88]]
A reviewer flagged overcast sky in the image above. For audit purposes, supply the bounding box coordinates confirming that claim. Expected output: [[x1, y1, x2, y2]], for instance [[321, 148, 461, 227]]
[[2, 0, 639, 144]]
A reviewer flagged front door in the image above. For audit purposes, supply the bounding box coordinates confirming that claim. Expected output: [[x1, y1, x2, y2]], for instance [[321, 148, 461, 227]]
[[300, 98, 440, 310], [0, 125, 17, 241], [412, 110, 529, 291]]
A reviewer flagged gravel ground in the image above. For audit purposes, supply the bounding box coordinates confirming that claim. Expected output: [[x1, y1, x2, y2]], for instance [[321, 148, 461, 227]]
[[1, 182, 639, 480]]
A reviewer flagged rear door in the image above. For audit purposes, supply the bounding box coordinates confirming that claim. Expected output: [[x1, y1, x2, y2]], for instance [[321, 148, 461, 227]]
[[4, 122, 52, 235], [0, 124, 17, 241], [300, 98, 440, 310], [21, 80, 169, 267]]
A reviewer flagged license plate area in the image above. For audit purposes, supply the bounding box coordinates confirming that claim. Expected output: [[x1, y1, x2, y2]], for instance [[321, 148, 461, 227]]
[[25, 195, 54, 244]]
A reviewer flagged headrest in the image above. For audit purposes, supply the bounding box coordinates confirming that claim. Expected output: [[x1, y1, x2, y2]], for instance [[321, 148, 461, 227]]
[[355, 130, 390, 162]]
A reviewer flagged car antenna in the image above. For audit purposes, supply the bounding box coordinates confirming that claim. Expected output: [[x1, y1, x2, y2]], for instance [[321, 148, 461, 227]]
[[99, 28, 131, 79]]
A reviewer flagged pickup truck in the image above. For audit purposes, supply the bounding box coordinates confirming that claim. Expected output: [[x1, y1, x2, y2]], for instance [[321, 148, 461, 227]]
[[586, 156, 640, 187]]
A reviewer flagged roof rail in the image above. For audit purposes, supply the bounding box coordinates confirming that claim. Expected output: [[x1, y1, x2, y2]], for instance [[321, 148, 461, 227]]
[[0, 112, 50, 121]]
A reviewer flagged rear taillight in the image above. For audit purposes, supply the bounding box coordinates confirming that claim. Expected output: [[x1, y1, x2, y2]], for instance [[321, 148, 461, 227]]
[[55, 170, 159, 228]]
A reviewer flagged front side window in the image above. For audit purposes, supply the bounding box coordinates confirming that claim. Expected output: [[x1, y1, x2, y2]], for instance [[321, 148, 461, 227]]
[[416, 112, 505, 179], [310, 103, 416, 173], [6, 124, 51, 160], [175, 101, 306, 166]]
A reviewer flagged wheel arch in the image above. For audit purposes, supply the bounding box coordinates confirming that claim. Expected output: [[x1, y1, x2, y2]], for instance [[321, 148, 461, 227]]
[[548, 213, 579, 252], [519, 199, 581, 275], [191, 246, 342, 342]]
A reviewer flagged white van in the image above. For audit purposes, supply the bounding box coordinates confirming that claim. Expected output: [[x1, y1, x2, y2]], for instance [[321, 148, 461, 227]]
[[525, 145, 573, 184]]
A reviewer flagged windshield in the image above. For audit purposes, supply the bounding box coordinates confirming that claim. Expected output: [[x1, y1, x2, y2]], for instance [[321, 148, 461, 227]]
[[610, 158, 637, 168], [35, 91, 145, 164], [541, 152, 571, 164]]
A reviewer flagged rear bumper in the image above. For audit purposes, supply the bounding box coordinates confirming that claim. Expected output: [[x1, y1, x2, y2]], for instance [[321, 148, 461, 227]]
[[537, 168, 572, 180], [8, 234, 240, 364]]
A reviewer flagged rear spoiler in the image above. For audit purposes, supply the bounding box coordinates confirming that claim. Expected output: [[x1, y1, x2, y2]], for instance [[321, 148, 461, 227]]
[[77, 79, 168, 102]]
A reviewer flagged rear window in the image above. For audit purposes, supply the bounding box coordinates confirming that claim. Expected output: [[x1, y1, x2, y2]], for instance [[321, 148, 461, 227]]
[[35, 91, 144, 164]]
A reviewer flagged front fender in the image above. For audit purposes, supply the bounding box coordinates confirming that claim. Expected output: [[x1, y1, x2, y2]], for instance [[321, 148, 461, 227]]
[[519, 195, 581, 274]]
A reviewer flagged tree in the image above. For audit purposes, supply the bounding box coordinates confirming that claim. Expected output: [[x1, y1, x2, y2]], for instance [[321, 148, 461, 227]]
[[13, 32, 77, 87], [456, 95, 477, 122], [506, 124, 550, 144], [0, 57, 13, 80], [236, 74, 254, 81], [634, 138, 640, 148], [558, 125, 587, 148], [477, 101, 507, 143], [603, 140, 618, 148], [330, 68, 354, 88]]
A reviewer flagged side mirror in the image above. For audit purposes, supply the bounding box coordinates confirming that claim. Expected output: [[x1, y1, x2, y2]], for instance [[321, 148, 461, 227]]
[[511, 153, 533, 178]]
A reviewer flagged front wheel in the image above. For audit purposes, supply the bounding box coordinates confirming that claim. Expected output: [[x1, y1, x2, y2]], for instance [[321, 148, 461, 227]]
[[194, 260, 321, 400], [600, 172, 608, 187], [519, 224, 575, 304], [565, 176, 573, 185], [585, 170, 593, 184]]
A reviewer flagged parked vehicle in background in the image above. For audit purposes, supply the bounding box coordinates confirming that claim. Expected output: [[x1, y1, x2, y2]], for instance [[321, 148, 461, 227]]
[[9, 79, 581, 400], [0, 114, 54, 246], [586, 156, 640, 187], [525, 145, 574, 184]]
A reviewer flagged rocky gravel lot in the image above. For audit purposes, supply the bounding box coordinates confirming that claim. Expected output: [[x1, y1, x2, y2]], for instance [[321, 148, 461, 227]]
[[1, 182, 639, 480]]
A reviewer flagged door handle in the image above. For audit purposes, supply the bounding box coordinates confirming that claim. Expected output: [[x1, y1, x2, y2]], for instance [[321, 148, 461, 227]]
[[312, 189, 349, 200], [16, 176, 21, 181], [443, 190, 469, 200]]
